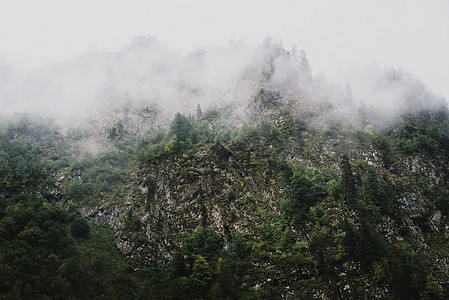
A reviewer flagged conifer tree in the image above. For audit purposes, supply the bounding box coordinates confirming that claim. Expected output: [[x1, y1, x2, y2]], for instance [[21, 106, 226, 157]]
[[196, 103, 203, 121], [191, 255, 213, 296]]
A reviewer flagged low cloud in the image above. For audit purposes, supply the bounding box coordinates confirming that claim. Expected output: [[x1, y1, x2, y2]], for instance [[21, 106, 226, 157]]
[[0, 36, 446, 130]]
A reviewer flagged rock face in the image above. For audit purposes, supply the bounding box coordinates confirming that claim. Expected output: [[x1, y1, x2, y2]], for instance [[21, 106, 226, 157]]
[[55, 41, 449, 297], [84, 140, 286, 264], [78, 107, 449, 269], [74, 74, 449, 269], [4, 38, 449, 298]]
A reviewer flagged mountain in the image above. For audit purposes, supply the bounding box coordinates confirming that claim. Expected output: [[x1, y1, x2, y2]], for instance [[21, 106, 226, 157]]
[[1, 38, 449, 299]]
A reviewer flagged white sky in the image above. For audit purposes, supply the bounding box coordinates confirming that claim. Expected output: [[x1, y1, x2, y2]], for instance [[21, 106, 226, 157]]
[[1, 0, 448, 98]]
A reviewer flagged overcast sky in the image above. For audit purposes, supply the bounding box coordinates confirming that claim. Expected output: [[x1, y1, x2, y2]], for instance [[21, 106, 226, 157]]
[[1, 0, 448, 98]]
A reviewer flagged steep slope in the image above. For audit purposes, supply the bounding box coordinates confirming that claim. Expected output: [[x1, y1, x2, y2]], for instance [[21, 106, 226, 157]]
[[2, 40, 449, 298], [69, 87, 449, 298]]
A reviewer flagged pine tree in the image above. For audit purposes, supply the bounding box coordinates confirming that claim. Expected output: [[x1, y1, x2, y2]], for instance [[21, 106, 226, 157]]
[[196, 103, 203, 121], [298, 49, 312, 86], [191, 255, 213, 296], [364, 166, 382, 207]]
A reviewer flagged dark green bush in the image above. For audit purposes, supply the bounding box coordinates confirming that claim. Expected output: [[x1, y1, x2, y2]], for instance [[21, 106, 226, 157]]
[[70, 217, 90, 238]]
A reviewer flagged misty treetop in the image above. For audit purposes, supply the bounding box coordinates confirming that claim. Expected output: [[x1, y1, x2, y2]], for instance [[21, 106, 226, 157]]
[[2, 37, 445, 134]]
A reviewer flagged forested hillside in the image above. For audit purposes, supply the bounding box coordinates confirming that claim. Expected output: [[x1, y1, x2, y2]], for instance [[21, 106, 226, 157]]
[[1, 40, 449, 299]]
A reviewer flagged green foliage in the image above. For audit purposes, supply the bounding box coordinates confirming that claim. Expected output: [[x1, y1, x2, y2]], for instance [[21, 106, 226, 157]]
[[393, 110, 449, 155], [283, 167, 333, 226], [137, 112, 220, 166], [64, 145, 132, 205], [0, 119, 158, 298], [0, 119, 69, 195], [210, 233, 252, 299], [268, 151, 293, 178], [191, 255, 213, 294], [107, 121, 126, 141], [240, 120, 287, 148], [66, 127, 91, 142], [162, 227, 223, 298], [253, 88, 282, 110], [65, 178, 96, 202], [325, 117, 344, 137], [309, 225, 345, 274], [423, 184, 449, 217], [226, 187, 236, 201], [435, 189, 449, 216], [0, 193, 151, 299], [169, 113, 197, 151], [3, 107, 449, 299], [374, 133, 392, 169], [70, 217, 90, 238], [138, 139, 167, 165], [377, 242, 429, 299], [196, 103, 203, 120], [184, 226, 223, 264], [203, 108, 220, 122], [363, 166, 397, 215]]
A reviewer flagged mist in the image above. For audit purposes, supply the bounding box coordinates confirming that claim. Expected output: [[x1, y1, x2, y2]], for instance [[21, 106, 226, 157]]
[[0, 37, 255, 125], [0, 35, 447, 133]]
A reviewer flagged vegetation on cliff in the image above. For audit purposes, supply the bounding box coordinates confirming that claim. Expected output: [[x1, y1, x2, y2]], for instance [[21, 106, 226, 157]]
[[1, 40, 449, 299]]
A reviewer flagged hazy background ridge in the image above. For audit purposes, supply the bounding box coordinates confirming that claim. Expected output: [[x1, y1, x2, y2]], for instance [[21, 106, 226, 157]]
[[1, 0, 448, 98]]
